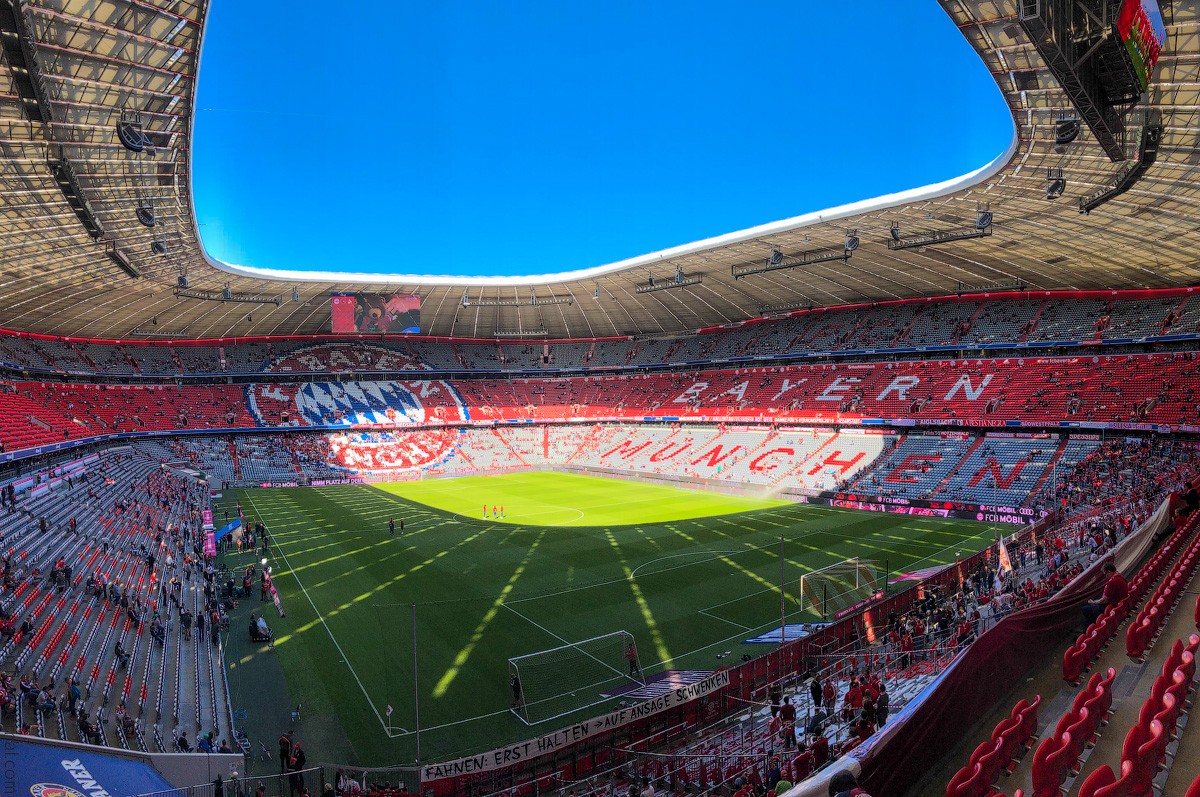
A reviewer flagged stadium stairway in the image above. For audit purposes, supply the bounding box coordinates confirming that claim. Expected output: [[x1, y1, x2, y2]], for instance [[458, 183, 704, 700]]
[[918, 530, 1200, 797], [0, 454, 229, 754]]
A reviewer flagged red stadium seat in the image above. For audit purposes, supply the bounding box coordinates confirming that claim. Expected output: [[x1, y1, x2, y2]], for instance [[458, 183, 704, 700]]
[[1184, 771, 1200, 797], [945, 764, 973, 797], [1078, 765, 1118, 797], [1018, 695, 1041, 745], [1032, 731, 1074, 797], [992, 717, 1024, 770], [1094, 761, 1135, 797], [954, 763, 991, 797], [975, 738, 1006, 786], [1064, 643, 1089, 683], [1151, 691, 1179, 739], [1129, 719, 1166, 796]]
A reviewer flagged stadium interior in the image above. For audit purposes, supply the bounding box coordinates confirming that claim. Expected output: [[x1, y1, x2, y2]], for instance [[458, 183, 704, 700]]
[[2, 1, 1200, 797]]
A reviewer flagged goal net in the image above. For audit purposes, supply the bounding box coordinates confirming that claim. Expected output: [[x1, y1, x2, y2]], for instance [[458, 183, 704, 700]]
[[508, 630, 645, 725], [798, 558, 884, 620]]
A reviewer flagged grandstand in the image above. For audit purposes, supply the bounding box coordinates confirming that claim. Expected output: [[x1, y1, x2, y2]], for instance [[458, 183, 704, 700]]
[[1, 1, 1199, 797]]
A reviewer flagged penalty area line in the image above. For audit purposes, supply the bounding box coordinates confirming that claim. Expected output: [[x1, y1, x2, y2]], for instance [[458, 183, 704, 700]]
[[244, 491, 406, 737]]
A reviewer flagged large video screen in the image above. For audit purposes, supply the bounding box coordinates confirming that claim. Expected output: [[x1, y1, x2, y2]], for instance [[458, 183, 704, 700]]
[[331, 293, 421, 334], [1118, 0, 1167, 91]]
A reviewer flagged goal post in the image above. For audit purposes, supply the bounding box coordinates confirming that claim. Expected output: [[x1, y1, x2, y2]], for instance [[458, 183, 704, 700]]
[[508, 630, 645, 725], [797, 558, 884, 621]]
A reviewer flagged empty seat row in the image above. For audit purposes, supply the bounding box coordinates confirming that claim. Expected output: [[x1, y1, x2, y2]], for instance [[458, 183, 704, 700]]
[[1065, 515, 1200, 681], [1030, 669, 1117, 797], [945, 695, 1041, 797], [1126, 521, 1200, 658], [1077, 634, 1199, 797]]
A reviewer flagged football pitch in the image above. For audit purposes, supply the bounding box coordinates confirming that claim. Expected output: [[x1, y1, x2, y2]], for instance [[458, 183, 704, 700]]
[[216, 472, 996, 767]]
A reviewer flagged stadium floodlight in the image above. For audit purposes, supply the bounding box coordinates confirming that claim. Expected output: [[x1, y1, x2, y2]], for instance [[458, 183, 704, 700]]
[[976, 205, 993, 230], [461, 289, 469, 308], [116, 109, 153, 153], [758, 301, 811, 315], [175, 287, 280, 306], [636, 269, 701, 293], [1045, 168, 1066, 200], [150, 239, 166, 255], [177, 272, 189, 289], [957, 278, 1026, 294], [890, 222, 901, 243], [593, 284, 600, 300], [471, 294, 572, 307], [886, 222, 994, 251], [732, 244, 850, 279], [136, 201, 155, 227], [292, 287, 300, 302], [1054, 118, 1080, 153], [508, 630, 644, 725], [494, 327, 549, 338], [844, 230, 859, 252]]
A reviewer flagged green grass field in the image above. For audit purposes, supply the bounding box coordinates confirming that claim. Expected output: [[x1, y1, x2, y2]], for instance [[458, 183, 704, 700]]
[[216, 472, 996, 768]]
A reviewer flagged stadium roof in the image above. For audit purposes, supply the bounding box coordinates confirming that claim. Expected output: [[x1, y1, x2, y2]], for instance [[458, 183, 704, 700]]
[[0, 0, 1197, 340]]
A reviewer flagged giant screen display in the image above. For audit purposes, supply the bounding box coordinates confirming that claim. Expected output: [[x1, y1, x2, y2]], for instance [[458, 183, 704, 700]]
[[331, 293, 421, 334], [1118, 0, 1167, 91]]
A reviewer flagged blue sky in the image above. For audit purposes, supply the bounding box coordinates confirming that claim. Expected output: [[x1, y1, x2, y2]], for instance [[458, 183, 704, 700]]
[[191, 2, 1013, 278]]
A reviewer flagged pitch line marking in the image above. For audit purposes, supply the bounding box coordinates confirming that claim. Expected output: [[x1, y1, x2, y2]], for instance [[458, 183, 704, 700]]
[[630, 550, 745, 578], [698, 609, 752, 632], [243, 491, 405, 737]]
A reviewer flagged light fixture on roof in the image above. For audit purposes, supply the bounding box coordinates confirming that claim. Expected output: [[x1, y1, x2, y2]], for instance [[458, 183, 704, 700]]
[[292, 287, 300, 302], [471, 293, 572, 307], [1045, 168, 1066, 200], [636, 267, 701, 294], [177, 272, 189, 289], [461, 289, 470, 308], [176, 287, 279, 306], [135, 200, 155, 227], [593, 284, 600, 300], [732, 241, 850, 280], [886, 217, 995, 251], [975, 204, 993, 230], [1054, 119, 1081, 153], [116, 109, 152, 153], [150, 239, 166, 255]]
